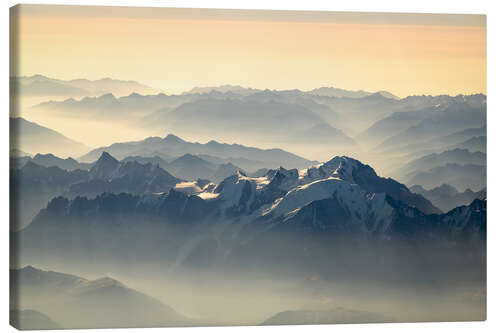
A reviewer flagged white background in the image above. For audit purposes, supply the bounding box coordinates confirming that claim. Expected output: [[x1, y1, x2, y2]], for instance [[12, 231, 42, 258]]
[[1, 0, 498, 332]]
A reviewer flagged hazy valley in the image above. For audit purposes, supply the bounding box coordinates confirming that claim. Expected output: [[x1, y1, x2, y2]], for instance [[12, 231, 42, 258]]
[[10, 75, 487, 328]]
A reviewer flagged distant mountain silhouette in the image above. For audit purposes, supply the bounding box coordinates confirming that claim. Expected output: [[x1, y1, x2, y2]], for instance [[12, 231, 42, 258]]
[[10, 266, 191, 329], [142, 98, 349, 148], [357, 108, 435, 145], [261, 306, 393, 325], [395, 148, 486, 177], [79, 134, 316, 171], [411, 184, 486, 213], [405, 163, 486, 192], [307, 87, 399, 100], [10, 117, 89, 157], [10, 153, 93, 171], [11, 74, 161, 98], [290, 123, 357, 146], [183, 84, 259, 96], [376, 101, 486, 153], [449, 136, 486, 153], [167, 154, 215, 180], [374, 126, 486, 162], [121, 155, 173, 168]]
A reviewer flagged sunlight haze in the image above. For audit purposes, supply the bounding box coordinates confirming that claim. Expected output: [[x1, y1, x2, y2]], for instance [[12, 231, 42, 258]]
[[11, 5, 486, 97]]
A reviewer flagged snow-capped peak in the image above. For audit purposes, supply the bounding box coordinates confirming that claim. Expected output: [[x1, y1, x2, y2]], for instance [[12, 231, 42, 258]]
[[263, 175, 394, 234], [301, 156, 362, 184], [324, 156, 362, 183]]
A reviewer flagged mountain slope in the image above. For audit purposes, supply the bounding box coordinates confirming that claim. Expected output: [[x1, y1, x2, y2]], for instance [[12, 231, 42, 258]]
[[10, 309, 61, 330], [145, 98, 339, 143], [10, 266, 191, 329], [10, 162, 89, 230], [290, 123, 357, 146], [16, 170, 484, 284], [167, 154, 216, 180], [10, 117, 89, 157], [357, 108, 435, 145]]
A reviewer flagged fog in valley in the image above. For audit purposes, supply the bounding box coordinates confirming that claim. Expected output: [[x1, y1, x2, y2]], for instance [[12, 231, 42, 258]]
[[9, 76, 487, 329], [10, 6, 486, 329], [12, 245, 485, 327]]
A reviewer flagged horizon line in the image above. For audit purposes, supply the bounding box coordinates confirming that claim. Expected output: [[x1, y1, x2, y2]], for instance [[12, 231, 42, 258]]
[[13, 73, 488, 100]]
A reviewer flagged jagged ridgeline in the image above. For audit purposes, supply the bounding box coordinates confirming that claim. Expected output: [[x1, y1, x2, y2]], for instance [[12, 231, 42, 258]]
[[12, 155, 485, 285], [10, 135, 487, 327], [9, 5, 487, 328]]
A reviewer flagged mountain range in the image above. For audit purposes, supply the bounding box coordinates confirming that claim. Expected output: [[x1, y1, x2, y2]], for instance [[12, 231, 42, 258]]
[[11, 153, 93, 171], [11, 75, 161, 98], [15, 155, 487, 285], [183, 85, 400, 100], [307, 87, 399, 99], [405, 163, 486, 192], [138, 98, 354, 150], [26, 79, 487, 165], [14, 147, 320, 231], [10, 152, 182, 230], [395, 148, 486, 183], [79, 134, 317, 171], [410, 184, 486, 213], [9, 78, 488, 328], [375, 100, 486, 153], [183, 84, 260, 96], [10, 149, 250, 184]]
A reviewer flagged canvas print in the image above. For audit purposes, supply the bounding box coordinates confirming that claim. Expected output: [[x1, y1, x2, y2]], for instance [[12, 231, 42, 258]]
[[9, 5, 486, 330]]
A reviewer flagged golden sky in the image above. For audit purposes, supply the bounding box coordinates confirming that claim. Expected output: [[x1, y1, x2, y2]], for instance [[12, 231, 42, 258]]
[[11, 5, 486, 97]]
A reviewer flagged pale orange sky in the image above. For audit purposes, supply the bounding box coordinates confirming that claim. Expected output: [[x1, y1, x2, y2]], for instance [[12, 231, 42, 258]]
[[11, 5, 486, 97]]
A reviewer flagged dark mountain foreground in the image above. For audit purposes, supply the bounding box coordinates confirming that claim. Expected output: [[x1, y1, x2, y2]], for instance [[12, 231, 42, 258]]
[[14, 156, 484, 286]]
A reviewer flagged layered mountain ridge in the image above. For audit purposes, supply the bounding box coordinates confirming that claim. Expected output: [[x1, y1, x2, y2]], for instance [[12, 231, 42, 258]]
[[10, 152, 183, 230], [16, 154, 486, 283], [79, 133, 317, 170]]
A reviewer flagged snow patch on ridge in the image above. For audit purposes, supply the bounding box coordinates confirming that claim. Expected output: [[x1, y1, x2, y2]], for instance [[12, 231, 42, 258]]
[[266, 176, 394, 233]]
